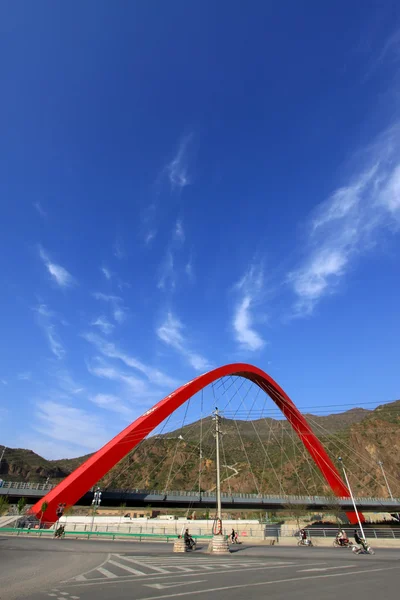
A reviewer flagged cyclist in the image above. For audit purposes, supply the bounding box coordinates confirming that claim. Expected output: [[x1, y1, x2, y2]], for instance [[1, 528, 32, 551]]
[[354, 529, 368, 552]]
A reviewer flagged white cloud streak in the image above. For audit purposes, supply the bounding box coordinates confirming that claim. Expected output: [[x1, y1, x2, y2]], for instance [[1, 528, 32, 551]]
[[87, 363, 160, 400], [165, 134, 192, 190], [174, 219, 185, 242], [91, 316, 115, 335], [92, 292, 128, 324], [39, 247, 75, 288], [83, 332, 179, 389], [101, 266, 112, 280], [232, 265, 265, 352], [145, 230, 156, 245], [113, 239, 125, 259], [289, 124, 400, 316], [17, 372, 32, 381], [34, 400, 110, 453], [157, 250, 175, 290], [185, 257, 194, 281], [34, 304, 66, 360], [156, 312, 212, 372], [33, 202, 47, 217], [90, 393, 132, 416]]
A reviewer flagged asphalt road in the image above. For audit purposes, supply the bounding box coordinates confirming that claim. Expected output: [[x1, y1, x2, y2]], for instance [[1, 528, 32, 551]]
[[1, 536, 399, 600]]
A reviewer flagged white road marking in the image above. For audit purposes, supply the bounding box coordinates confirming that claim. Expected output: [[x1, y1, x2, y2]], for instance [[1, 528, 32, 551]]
[[107, 559, 147, 575], [115, 555, 170, 573], [144, 581, 207, 590], [47, 595, 57, 597], [298, 565, 353, 572], [65, 562, 297, 587], [70, 597, 80, 599], [96, 567, 118, 579], [135, 566, 398, 600]]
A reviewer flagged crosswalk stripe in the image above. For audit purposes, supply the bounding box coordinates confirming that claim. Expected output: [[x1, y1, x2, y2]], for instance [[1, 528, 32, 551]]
[[96, 567, 118, 579], [115, 556, 170, 574], [108, 560, 147, 575]]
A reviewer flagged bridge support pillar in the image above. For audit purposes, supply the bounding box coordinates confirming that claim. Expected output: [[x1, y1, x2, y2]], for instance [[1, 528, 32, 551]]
[[173, 537, 188, 553], [209, 534, 230, 554]]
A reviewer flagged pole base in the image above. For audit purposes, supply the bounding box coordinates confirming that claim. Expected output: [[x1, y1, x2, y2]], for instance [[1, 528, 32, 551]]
[[209, 534, 230, 554], [173, 537, 188, 553]]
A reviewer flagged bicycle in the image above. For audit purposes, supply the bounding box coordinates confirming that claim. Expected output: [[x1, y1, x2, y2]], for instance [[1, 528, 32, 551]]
[[352, 543, 375, 555], [297, 538, 313, 547]]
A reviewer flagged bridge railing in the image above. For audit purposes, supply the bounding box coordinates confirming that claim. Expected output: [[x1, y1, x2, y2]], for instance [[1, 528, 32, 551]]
[[1, 481, 399, 507], [0, 481, 54, 491]]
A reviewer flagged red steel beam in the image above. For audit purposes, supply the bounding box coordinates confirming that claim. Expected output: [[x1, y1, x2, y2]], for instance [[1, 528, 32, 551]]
[[30, 363, 361, 524]]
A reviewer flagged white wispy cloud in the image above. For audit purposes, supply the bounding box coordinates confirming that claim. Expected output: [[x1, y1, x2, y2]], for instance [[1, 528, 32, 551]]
[[174, 219, 185, 242], [185, 256, 194, 281], [83, 332, 179, 389], [91, 316, 115, 335], [92, 292, 128, 324], [90, 393, 132, 417], [51, 368, 85, 395], [34, 304, 66, 360], [113, 238, 125, 259], [289, 124, 400, 316], [39, 247, 75, 288], [157, 250, 175, 290], [101, 266, 112, 280], [156, 312, 212, 372], [165, 134, 192, 190], [33, 202, 47, 218], [1, 379, 7, 385], [17, 372, 32, 381], [34, 400, 110, 454], [87, 362, 158, 400], [232, 264, 265, 352], [145, 230, 156, 245]]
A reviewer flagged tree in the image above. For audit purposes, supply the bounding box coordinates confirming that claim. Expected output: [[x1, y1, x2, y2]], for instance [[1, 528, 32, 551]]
[[39, 501, 48, 528], [17, 497, 27, 515], [283, 501, 309, 530], [0, 496, 9, 516], [323, 495, 344, 525]]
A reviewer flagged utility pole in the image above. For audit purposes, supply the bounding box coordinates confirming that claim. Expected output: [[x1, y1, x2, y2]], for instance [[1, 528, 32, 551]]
[[378, 461, 399, 521], [214, 407, 222, 524], [338, 457, 366, 540], [210, 408, 229, 553], [0, 446, 6, 468]]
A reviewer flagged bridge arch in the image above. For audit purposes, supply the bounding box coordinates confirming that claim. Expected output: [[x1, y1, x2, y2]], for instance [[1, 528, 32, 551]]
[[31, 363, 359, 523]]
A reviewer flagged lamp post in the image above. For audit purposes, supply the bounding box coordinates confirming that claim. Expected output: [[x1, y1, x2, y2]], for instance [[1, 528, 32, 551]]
[[91, 488, 102, 532], [378, 461, 399, 521], [338, 457, 366, 541]]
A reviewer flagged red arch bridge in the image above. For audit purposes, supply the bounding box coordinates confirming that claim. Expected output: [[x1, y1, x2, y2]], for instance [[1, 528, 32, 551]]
[[28, 363, 387, 524]]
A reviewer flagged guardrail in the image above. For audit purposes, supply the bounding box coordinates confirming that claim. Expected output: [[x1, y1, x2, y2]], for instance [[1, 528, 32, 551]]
[[0, 527, 213, 542], [263, 527, 400, 540]]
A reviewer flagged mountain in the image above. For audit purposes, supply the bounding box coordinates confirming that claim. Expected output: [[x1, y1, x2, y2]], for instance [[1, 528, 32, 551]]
[[1, 401, 399, 498]]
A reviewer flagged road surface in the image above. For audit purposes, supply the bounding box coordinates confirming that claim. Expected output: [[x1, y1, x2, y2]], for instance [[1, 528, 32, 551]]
[[1, 535, 399, 600]]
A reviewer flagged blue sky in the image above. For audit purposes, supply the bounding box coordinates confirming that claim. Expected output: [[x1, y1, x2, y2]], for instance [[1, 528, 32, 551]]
[[1, 2, 400, 459]]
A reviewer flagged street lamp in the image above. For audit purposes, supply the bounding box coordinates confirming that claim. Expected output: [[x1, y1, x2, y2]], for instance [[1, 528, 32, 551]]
[[337, 457, 366, 541], [91, 488, 102, 532], [378, 461, 399, 521]]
